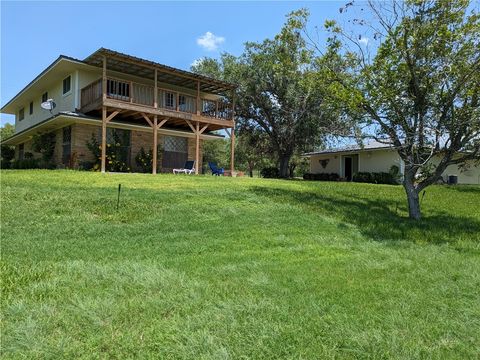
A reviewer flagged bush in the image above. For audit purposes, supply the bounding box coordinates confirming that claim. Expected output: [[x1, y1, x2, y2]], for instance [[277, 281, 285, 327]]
[[78, 161, 95, 171], [11, 158, 40, 169], [303, 173, 340, 181], [0, 159, 12, 169], [353, 171, 397, 185], [86, 133, 130, 172], [260, 167, 280, 178], [135, 147, 155, 173]]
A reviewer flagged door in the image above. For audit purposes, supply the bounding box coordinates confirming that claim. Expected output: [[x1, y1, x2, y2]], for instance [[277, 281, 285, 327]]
[[344, 157, 353, 181]]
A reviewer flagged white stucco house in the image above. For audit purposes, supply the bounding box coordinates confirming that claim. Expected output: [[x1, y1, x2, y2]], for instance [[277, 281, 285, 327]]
[[304, 142, 480, 185]]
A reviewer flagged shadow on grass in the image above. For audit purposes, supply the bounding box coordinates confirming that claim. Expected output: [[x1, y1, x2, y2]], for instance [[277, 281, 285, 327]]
[[444, 185, 480, 194], [249, 186, 480, 247]]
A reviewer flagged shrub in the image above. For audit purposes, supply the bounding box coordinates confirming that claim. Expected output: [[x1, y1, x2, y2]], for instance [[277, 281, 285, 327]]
[[353, 171, 397, 185], [261, 167, 280, 178], [11, 158, 40, 169], [303, 173, 340, 181], [135, 147, 155, 173], [32, 132, 56, 165], [86, 133, 130, 172]]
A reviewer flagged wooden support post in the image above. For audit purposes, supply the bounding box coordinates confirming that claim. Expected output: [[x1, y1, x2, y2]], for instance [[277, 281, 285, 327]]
[[196, 81, 201, 115], [195, 121, 200, 175], [101, 106, 107, 173], [230, 90, 236, 173], [102, 56, 107, 101], [230, 128, 235, 174], [154, 69, 158, 109], [153, 115, 158, 175]]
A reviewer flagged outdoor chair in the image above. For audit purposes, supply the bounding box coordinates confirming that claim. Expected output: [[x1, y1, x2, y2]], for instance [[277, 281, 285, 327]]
[[173, 161, 195, 175], [208, 162, 224, 176]]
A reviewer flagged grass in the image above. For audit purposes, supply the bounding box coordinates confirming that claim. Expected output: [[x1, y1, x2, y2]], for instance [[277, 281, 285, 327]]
[[1, 170, 479, 359]]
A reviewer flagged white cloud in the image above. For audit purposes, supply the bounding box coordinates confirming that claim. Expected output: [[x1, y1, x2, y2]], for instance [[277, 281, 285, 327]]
[[358, 37, 369, 46], [190, 58, 203, 68], [197, 31, 225, 51]]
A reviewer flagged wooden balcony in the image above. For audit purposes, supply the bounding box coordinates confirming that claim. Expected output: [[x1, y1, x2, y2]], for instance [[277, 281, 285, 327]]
[[80, 77, 234, 130]]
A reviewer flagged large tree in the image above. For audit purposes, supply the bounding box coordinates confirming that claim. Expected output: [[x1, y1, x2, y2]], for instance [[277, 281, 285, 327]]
[[192, 13, 341, 177], [302, 0, 480, 219]]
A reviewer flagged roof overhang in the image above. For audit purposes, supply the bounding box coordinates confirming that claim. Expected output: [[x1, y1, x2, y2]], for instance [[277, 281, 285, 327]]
[[1, 56, 98, 114], [1, 113, 224, 146], [303, 146, 396, 157]]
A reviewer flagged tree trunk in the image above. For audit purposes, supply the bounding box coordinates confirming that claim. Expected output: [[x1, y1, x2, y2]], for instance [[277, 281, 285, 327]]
[[403, 177, 421, 220], [248, 162, 254, 178], [279, 155, 291, 178]]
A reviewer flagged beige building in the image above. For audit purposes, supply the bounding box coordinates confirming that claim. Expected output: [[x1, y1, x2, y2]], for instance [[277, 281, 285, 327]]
[[1, 48, 237, 174], [305, 143, 480, 185]]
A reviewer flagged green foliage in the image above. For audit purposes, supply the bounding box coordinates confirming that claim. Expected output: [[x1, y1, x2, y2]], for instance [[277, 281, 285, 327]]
[[86, 133, 130, 172], [316, 0, 480, 218], [135, 147, 158, 173], [353, 172, 398, 185], [10, 158, 40, 169], [260, 166, 280, 178], [202, 138, 228, 173], [32, 132, 56, 165], [303, 172, 340, 181], [1, 170, 480, 358], [192, 11, 343, 178]]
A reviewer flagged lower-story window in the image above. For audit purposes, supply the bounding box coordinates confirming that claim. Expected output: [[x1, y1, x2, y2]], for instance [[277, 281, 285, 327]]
[[162, 136, 187, 169]]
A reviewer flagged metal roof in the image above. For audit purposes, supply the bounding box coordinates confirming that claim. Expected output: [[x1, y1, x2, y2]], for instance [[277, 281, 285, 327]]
[[304, 141, 394, 156], [83, 48, 236, 95]]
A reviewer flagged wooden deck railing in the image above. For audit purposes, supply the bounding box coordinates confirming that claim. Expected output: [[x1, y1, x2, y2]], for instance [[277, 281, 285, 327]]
[[80, 77, 233, 120], [80, 78, 102, 108]]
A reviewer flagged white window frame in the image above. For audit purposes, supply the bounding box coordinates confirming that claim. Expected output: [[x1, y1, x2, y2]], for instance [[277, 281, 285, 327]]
[[62, 75, 72, 96]]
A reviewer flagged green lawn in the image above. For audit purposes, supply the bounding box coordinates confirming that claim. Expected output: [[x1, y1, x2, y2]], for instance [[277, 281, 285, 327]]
[[1, 170, 479, 359]]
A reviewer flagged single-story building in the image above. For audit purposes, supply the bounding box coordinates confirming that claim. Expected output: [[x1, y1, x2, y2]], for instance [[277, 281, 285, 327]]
[[304, 142, 480, 185]]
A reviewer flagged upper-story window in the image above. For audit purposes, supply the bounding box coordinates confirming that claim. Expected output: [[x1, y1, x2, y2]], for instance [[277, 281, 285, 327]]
[[18, 107, 25, 121], [63, 76, 71, 95], [29, 101, 34, 115], [42, 92, 48, 102], [164, 92, 175, 109]]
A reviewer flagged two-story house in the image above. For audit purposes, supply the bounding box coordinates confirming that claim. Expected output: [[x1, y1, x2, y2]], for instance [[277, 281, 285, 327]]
[[1, 48, 237, 174]]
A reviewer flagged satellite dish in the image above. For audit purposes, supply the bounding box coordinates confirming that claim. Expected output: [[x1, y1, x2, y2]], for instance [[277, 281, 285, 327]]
[[41, 99, 56, 112]]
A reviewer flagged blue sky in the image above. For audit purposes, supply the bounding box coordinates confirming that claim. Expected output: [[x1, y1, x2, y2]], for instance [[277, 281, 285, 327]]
[[1, 1, 345, 126]]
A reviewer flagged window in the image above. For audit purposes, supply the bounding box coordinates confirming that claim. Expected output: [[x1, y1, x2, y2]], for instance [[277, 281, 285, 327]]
[[62, 126, 72, 166], [164, 92, 175, 109], [29, 102, 33, 115], [106, 79, 129, 100], [19, 144, 24, 160], [42, 92, 48, 102], [63, 76, 71, 95], [178, 95, 195, 113], [162, 136, 187, 169], [18, 108, 25, 121]]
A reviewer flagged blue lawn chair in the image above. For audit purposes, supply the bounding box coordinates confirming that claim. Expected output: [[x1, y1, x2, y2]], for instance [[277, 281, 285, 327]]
[[209, 162, 224, 176]]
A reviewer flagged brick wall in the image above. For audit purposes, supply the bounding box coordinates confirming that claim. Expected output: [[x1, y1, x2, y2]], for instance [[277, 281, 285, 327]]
[[14, 122, 204, 173]]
